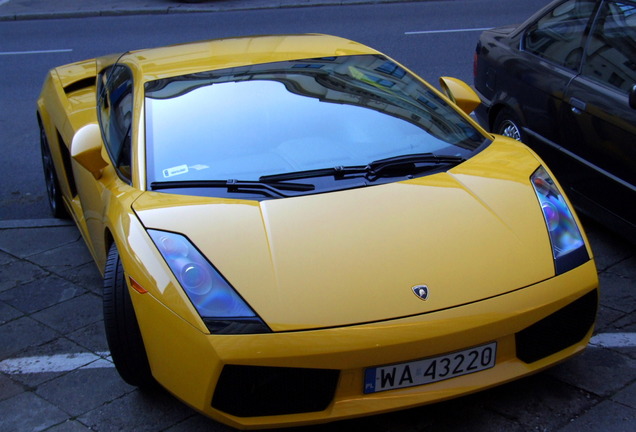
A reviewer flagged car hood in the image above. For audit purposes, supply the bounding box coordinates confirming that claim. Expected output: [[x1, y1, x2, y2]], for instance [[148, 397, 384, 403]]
[[133, 139, 555, 332]]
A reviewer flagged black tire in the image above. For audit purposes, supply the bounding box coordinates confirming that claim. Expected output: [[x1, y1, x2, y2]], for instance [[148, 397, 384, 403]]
[[493, 109, 526, 143], [39, 125, 68, 219], [103, 243, 155, 388]]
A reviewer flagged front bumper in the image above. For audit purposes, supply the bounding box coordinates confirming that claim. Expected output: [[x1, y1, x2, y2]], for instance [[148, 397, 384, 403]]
[[132, 260, 598, 430]]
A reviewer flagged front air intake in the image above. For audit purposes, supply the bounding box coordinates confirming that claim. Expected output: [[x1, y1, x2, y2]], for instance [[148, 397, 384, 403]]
[[212, 365, 339, 417], [516, 289, 597, 363]]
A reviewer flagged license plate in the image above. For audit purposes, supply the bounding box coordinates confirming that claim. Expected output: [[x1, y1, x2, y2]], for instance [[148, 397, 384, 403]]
[[364, 342, 497, 394]]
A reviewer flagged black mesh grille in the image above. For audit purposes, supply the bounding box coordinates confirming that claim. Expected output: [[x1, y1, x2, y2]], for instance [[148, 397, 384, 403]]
[[212, 365, 339, 417], [516, 289, 598, 363]]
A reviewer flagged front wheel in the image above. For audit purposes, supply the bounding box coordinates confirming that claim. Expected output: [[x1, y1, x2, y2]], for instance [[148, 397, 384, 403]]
[[103, 243, 155, 388], [493, 109, 526, 142]]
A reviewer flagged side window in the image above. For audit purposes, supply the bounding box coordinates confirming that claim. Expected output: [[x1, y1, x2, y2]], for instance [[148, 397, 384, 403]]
[[97, 65, 134, 181], [582, 1, 636, 93], [523, 0, 597, 70]]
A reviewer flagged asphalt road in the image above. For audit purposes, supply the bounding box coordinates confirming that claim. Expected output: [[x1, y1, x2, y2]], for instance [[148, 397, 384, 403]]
[[0, 0, 550, 220]]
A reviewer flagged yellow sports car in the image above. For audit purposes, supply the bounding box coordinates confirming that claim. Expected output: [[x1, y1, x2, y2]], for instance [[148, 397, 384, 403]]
[[37, 34, 598, 429]]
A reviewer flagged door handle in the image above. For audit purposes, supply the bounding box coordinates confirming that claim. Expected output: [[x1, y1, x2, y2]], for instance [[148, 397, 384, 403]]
[[569, 97, 587, 114]]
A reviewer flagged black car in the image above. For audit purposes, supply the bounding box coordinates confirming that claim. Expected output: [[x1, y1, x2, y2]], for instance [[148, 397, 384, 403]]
[[474, 0, 636, 243]]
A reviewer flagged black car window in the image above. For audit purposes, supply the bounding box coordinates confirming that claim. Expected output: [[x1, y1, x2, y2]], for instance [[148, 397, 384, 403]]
[[524, 0, 597, 70], [581, 0, 636, 93], [97, 65, 134, 182]]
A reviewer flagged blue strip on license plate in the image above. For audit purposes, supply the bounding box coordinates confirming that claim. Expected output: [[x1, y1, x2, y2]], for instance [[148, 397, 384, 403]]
[[364, 342, 497, 394]]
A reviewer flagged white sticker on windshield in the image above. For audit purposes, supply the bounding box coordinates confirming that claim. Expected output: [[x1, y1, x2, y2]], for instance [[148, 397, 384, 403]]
[[163, 164, 189, 178]]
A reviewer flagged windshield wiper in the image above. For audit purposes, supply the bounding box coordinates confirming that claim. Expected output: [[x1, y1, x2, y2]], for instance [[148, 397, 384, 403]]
[[260, 153, 466, 183], [150, 179, 314, 198], [367, 153, 466, 178], [259, 165, 369, 183], [364, 153, 466, 180]]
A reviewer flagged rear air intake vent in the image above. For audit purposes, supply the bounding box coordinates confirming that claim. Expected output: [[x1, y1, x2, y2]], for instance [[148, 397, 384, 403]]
[[63, 77, 95, 94]]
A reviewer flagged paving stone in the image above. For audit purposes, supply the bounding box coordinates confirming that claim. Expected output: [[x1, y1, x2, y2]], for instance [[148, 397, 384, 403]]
[[55, 261, 102, 294], [0, 259, 48, 293], [36, 367, 133, 417], [584, 221, 634, 271], [43, 420, 93, 432], [598, 271, 636, 314], [77, 388, 195, 432], [0, 373, 23, 402], [163, 414, 235, 432], [31, 293, 102, 334], [608, 255, 636, 279], [594, 304, 626, 333], [472, 372, 598, 431], [603, 315, 636, 362], [66, 320, 109, 353], [411, 411, 523, 432], [559, 400, 636, 432], [0, 226, 81, 259], [0, 391, 69, 432], [0, 316, 58, 359], [29, 238, 94, 272], [619, 321, 636, 361], [549, 348, 636, 398], [0, 275, 85, 314], [337, 395, 525, 432], [613, 381, 636, 409], [0, 301, 22, 325], [0, 250, 15, 266]]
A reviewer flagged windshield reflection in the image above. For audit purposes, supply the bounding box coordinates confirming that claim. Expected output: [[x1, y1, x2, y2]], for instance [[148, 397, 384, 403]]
[[144, 55, 486, 187]]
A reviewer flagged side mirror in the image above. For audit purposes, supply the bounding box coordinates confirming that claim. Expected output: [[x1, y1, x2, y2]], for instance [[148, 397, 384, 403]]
[[439, 77, 481, 115], [629, 85, 636, 110], [71, 123, 108, 180]]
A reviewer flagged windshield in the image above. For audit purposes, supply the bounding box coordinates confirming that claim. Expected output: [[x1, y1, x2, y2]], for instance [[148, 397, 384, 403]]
[[145, 54, 488, 197]]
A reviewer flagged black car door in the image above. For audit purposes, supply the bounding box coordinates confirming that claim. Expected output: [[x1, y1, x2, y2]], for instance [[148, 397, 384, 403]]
[[514, 0, 598, 143], [561, 0, 636, 225]]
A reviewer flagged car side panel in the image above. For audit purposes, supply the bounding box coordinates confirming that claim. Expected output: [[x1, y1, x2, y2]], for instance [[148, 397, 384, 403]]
[[475, 30, 576, 143], [37, 59, 124, 269], [560, 76, 636, 232], [37, 72, 78, 210]]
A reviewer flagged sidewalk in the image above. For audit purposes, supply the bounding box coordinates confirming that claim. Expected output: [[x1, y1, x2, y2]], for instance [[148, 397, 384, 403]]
[[0, 0, 420, 21]]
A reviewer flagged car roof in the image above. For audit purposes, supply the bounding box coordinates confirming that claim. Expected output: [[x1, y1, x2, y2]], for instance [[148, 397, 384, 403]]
[[118, 34, 380, 83]]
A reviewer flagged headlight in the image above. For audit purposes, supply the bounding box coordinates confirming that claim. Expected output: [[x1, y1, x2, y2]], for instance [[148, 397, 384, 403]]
[[531, 166, 589, 274], [148, 229, 270, 334]]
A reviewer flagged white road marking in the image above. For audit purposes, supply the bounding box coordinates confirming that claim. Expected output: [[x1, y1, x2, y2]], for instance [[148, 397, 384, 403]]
[[589, 333, 636, 349], [1, 333, 634, 375], [405, 27, 493, 35], [0, 49, 73, 56], [0, 352, 112, 374]]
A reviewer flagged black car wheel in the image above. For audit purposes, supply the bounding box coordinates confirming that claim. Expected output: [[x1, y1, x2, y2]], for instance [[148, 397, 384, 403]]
[[103, 243, 155, 388], [494, 109, 525, 142], [39, 125, 68, 218]]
